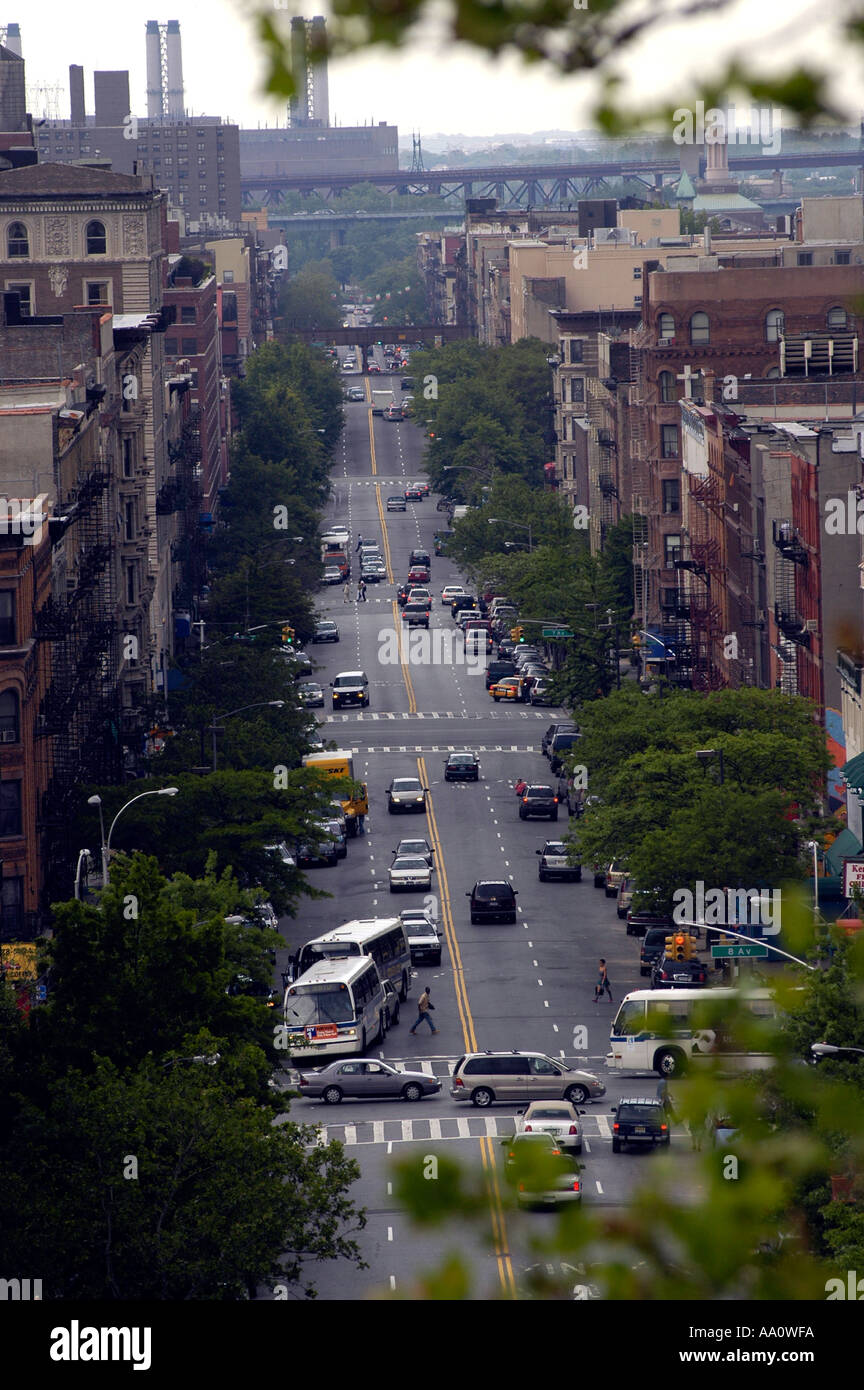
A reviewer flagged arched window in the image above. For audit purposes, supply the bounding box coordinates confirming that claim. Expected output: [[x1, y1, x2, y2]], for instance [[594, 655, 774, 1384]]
[[658, 313, 675, 341], [827, 306, 847, 330], [85, 220, 107, 255], [658, 370, 675, 403], [689, 311, 710, 345], [0, 689, 19, 741], [765, 367, 781, 379], [765, 309, 784, 342], [6, 222, 28, 258]]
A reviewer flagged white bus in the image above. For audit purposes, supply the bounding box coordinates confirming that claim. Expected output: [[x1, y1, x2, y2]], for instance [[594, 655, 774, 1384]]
[[282, 955, 386, 1059], [288, 917, 411, 1001], [607, 987, 778, 1078]]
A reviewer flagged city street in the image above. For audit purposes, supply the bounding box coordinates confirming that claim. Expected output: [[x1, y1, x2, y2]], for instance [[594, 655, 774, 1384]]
[[274, 350, 692, 1299]]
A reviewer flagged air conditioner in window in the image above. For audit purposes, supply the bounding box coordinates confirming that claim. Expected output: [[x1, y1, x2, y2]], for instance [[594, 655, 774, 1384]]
[[0, 730, 18, 743]]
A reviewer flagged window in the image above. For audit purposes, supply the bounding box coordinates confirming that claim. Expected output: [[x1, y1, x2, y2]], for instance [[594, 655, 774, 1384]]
[[181, 306, 196, 324], [165, 337, 177, 355], [661, 424, 679, 458], [530, 1056, 560, 1076], [564, 376, 585, 403], [765, 366, 781, 379], [0, 689, 19, 741], [658, 313, 675, 341], [827, 306, 847, 330], [0, 593, 16, 646], [177, 142, 188, 152], [797, 251, 813, 266], [6, 221, 28, 257], [567, 339, 584, 364], [124, 501, 136, 541], [85, 220, 107, 255], [664, 533, 682, 567], [658, 370, 675, 403], [836, 251, 851, 265], [198, 156, 207, 165], [126, 564, 137, 605], [181, 337, 197, 354], [197, 142, 206, 151], [6, 283, 31, 316], [123, 437, 134, 477], [163, 157, 173, 166], [1, 875, 23, 936], [86, 282, 109, 306], [765, 309, 784, 342], [633, 265, 643, 279], [0, 781, 22, 837], [199, 198, 208, 207], [662, 478, 681, 514], [223, 269, 234, 283], [689, 311, 710, 345]]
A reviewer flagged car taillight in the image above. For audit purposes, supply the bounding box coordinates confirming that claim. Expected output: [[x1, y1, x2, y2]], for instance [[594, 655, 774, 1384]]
[[612, 1121, 619, 1131], [572, 1180, 580, 1192], [453, 1076, 463, 1087], [568, 1125, 577, 1134], [522, 796, 528, 803], [660, 1123, 668, 1132], [298, 1076, 308, 1086], [525, 1125, 533, 1132], [553, 797, 558, 803]]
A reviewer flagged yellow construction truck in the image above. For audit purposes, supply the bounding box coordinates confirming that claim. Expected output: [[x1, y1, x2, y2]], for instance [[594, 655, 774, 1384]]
[[302, 749, 368, 836]]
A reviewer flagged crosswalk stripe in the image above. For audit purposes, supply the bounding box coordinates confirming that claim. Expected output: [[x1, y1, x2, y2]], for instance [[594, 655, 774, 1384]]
[[428, 1118, 442, 1139], [456, 1117, 473, 1138], [401, 1119, 413, 1142], [418, 1061, 435, 1076], [372, 1120, 387, 1144], [343, 1124, 357, 1146]]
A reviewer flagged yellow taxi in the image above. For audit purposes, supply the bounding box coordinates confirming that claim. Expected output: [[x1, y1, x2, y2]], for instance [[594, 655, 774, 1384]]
[[489, 676, 523, 703]]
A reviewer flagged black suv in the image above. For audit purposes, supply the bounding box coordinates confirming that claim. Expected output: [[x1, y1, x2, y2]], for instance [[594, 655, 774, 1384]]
[[519, 785, 559, 821], [467, 880, 518, 924], [542, 722, 576, 757], [651, 955, 708, 989], [611, 1098, 670, 1153], [485, 659, 518, 689]]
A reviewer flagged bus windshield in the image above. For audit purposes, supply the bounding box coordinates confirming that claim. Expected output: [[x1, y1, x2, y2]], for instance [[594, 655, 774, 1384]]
[[299, 942, 361, 971], [284, 984, 354, 1028]]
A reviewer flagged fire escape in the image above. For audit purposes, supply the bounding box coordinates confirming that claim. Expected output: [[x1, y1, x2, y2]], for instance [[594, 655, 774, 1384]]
[[628, 327, 657, 638], [772, 519, 810, 695], [161, 407, 205, 602], [679, 471, 727, 691], [35, 464, 122, 904]]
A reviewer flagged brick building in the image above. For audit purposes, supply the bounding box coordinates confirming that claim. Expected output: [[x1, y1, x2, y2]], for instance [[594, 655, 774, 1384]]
[[163, 258, 227, 518]]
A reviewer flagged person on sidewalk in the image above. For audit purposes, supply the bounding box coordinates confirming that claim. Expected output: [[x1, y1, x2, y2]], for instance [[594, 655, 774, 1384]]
[[593, 958, 613, 1003], [409, 986, 438, 1035]]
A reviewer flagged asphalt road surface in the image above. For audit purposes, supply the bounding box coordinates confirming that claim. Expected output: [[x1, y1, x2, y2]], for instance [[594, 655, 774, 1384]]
[[271, 345, 706, 1300]]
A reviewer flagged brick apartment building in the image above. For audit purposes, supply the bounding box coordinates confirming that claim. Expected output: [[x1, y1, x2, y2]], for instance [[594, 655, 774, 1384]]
[[163, 258, 227, 518]]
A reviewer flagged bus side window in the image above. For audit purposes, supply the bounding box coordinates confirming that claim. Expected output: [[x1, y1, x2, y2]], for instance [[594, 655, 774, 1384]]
[[616, 1002, 644, 1035]]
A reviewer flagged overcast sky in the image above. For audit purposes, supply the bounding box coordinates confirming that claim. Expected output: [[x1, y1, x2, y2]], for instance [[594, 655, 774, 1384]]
[[10, 0, 857, 139]]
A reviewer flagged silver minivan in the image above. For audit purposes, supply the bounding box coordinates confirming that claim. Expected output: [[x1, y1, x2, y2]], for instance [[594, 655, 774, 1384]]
[[450, 1051, 605, 1108]]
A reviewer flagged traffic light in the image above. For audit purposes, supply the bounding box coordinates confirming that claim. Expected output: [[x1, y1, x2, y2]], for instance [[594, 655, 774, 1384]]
[[511, 626, 525, 643], [665, 935, 676, 959], [672, 933, 692, 961], [282, 625, 295, 646]]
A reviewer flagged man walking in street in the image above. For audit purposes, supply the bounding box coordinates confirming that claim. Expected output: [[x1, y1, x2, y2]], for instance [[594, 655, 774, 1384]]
[[355, 534, 364, 552], [593, 958, 613, 1003], [343, 580, 351, 603], [409, 985, 438, 1035]]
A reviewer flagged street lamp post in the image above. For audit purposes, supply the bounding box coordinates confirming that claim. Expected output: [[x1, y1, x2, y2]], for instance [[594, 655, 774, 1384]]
[[806, 839, 820, 920], [488, 517, 534, 553], [695, 747, 725, 785], [74, 848, 93, 901], [91, 787, 180, 887], [210, 701, 286, 772], [811, 1042, 864, 1059]]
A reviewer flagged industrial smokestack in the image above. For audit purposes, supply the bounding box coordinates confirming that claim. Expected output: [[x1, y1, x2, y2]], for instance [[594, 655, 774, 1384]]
[[4, 23, 22, 57], [288, 16, 308, 129], [69, 63, 85, 123], [145, 20, 163, 118], [309, 15, 329, 127], [165, 19, 184, 118]]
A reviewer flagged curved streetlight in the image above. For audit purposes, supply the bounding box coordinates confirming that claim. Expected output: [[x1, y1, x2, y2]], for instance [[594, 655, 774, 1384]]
[[210, 701, 285, 771], [89, 787, 180, 886], [488, 516, 533, 552], [811, 1042, 864, 1059]]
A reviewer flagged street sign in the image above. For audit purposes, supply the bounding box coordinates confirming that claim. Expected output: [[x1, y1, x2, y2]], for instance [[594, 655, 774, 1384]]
[[543, 626, 574, 639], [711, 944, 769, 959]]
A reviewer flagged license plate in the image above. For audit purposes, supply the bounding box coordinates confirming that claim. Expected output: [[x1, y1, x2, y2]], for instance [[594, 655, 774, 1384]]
[[634, 1126, 646, 1134], [673, 974, 690, 981]]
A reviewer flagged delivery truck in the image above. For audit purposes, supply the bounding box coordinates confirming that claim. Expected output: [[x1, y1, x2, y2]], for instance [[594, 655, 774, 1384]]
[[302, 750, 368, 836]]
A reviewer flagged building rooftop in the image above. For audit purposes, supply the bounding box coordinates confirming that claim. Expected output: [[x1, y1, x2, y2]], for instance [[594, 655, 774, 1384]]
[[691, 192, 762, 212], [0, 162, 152, 196]]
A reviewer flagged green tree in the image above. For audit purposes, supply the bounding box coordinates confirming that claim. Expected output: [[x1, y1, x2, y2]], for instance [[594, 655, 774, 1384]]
[[278, 265, 342, 334]]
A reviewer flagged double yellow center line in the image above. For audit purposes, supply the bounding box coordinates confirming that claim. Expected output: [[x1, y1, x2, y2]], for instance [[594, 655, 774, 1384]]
[[419, 755, 516, 1298]]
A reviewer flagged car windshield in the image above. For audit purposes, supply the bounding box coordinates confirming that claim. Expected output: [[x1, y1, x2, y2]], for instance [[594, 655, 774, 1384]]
[[450, 755, 474, 764], [397, 842, 427, 854], [545, 843, 567, 854], [409, 922, 437, 937], [334, 675, 364, 687], [392, 779, 421, 792], [529, 1107, 570, 1119], [527, 786, 553, 796], [284, 984, 354, 1027], [394, 857, 427, 870]]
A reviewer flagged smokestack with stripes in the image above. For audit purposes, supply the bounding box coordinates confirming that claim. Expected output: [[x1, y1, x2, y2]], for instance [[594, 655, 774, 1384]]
[[145, 19, 163, 118], [287, 16, 330, 129], [309, 15, 329, 128]]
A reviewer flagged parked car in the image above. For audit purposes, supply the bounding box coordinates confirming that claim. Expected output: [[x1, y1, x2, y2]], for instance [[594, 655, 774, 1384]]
[[617, 876, 635, 919], [444, 752, 480, 781], [536, 841, 581, 881], [542, 722, 576, 757], [519, 785, 559, 821], [312, 620, 339, 643], [386, 777, 429, 813], [297, 680, 325, 708], [467, 880, 518, 924], [605, 859, 627, 899], [549, 731, 582, 774], [297, 1058, 441, 1105], [485, 659, 518, 689], [611, 1098, 670, 1152], [640, 925, 673, 976]]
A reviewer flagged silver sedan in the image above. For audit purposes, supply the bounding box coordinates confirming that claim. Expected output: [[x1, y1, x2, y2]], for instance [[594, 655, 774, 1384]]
[[296, 1059, 442, 1104]]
